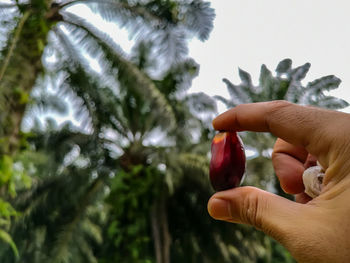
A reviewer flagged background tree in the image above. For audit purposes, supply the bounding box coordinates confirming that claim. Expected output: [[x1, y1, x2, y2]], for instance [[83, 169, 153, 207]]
[[0, 0, 215, 155], [0, 38, 219, 262], [0, 0, 215, 257]]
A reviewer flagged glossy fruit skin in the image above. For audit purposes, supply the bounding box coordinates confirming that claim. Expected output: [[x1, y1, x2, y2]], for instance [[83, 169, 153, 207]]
[[209, 132, 246, 191]]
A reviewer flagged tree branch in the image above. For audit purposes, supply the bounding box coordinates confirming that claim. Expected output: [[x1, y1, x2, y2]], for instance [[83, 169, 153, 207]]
[[60, 0, 162, 24], [62, 15, 176, 129], [0, 10, 31, 83]]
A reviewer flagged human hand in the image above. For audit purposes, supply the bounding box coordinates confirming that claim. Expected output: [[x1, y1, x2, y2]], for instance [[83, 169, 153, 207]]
[[207, 101, 350, 263]]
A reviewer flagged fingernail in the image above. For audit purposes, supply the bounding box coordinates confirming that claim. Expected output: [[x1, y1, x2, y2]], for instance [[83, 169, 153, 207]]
[[208, 198, 231, 220]]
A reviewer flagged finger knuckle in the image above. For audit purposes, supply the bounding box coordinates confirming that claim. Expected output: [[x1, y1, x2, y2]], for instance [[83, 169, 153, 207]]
[[268, 100, 292, 112], [264, 101, 294, 131], [240, 187, 265, 229], [271, 150, 281, 163]]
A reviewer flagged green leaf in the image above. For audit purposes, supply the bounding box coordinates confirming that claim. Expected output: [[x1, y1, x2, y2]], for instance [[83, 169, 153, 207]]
[[183, 1, 215, 41], [259, 64, 273, 88], [275, 58, 292, 74], [32, 92, 68, 115], [0, 155, 13, 185], [238, 68, 252, 86], [0, 229, 19, 258], [306, 75, 341, 94], [315, 96, 349, 109], [0, 199, 17, 219], [290, 63, 310, 81], [222, 78, 251, 104], [61, 19, 177, 129], [213, 95, 235, 107], [187, 92, 217, 113]]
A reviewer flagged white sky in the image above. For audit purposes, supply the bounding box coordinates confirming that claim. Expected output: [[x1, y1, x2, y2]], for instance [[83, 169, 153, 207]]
[[188, 0, 350, 113]]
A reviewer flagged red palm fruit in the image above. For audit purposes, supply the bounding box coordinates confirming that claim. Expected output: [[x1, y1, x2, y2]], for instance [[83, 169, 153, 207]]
[[209, 131, 246, 191]]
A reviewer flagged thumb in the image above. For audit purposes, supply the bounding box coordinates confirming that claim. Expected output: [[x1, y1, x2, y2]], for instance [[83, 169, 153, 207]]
[[208, 186, 301, 239]]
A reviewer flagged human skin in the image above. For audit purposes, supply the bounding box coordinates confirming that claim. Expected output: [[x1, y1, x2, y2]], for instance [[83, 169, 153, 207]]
[[207, 101, 350, 263]]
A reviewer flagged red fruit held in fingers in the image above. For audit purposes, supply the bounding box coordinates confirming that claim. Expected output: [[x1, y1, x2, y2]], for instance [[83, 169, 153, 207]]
[[209, 131, 246, 191]]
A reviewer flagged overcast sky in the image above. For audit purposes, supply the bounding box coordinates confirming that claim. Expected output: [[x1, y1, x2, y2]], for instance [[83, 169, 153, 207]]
[[188, 0, 350, 113]]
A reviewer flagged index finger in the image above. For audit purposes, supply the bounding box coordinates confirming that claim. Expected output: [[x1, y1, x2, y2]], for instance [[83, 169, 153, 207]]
[[213, 101, 340, 152]]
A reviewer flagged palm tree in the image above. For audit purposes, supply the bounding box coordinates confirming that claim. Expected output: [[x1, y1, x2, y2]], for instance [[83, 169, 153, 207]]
[[0, 35, 219, 262], [0, 0, 215, 257], [97, 67, 218, 262], [2, 125, 108, 263], [217, 58, 347, 108], [0, 0, 215, 155]]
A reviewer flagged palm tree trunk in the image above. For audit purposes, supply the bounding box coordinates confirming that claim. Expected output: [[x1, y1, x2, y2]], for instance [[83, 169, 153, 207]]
[[151, 191, 172, 263], [0, 3, 60, 156], [160, 196, 171, 263], [151, 206, 162, 263]]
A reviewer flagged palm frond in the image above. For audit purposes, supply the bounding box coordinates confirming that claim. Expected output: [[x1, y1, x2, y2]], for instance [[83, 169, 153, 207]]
[[306, 75, 341, 95], [154, 58, 199, 95], [60, 14, 177, 129], [154, 25, 189, 63], [62, 0, 214, 66], [238, 68, 253, 87], [290, 62, 310, 81], [0, 229, 18, 259], [76, 234, 98, 263], [259, 64, 279, 100], [222, 78, 251, 104], [214, 95, 236, 108], [310, 96, 349, 109], [71, 0, 163, 25], [81, 218, 103, 245], [275, 58, 292, 75], [45, 31, 132, 140], [50, 224, 74, 263], [181, 0, 215, 41], [52, 25, 95, 69], [220, 59, 348, 109], [130, 40, 156, 71], [50, 28, 100, 130], [186, 92, 217, 114], [30, 91, 68, 115]]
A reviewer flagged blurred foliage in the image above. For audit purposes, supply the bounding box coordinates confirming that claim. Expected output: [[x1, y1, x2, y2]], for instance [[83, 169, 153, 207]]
[[99, 165, 162, 263], [0, 0, 215, 260]]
